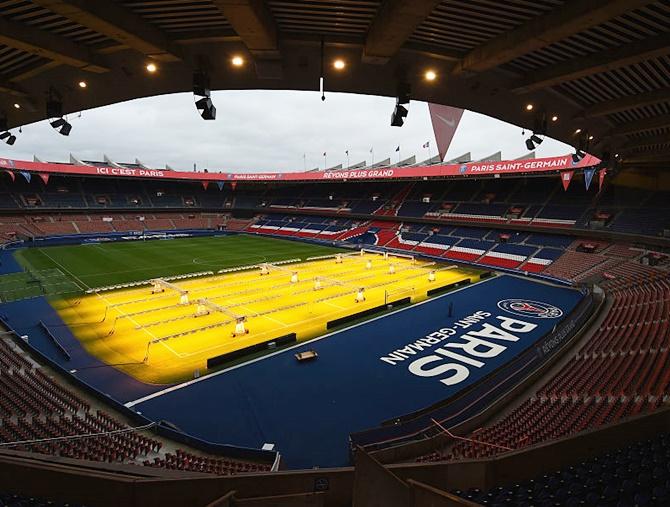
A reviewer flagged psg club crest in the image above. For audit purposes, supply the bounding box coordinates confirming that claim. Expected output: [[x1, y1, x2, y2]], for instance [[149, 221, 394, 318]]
[[459, 165, 468, 174], [497, 299, 563, 319]]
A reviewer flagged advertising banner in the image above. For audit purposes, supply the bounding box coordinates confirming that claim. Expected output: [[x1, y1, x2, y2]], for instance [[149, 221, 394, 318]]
[[0, 153, 601, 184]]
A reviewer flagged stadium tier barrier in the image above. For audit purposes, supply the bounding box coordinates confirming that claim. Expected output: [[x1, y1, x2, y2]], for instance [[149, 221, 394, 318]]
[[3, 229, 230, 249], [0, 319, 278, 467], [348, 289, 596, 453]]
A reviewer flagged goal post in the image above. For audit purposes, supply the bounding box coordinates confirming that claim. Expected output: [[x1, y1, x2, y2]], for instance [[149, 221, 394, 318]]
[[360, 248, 387, 258], [386, 251, 415, 264]]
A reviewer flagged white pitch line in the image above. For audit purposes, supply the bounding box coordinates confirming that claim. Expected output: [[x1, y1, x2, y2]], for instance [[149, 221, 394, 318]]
[[158, 339, 183, 358], [37, 248, 89, 291], [234, 303, 289, 328], [323, 301, 346, 310], [93, 292, 162, 361]]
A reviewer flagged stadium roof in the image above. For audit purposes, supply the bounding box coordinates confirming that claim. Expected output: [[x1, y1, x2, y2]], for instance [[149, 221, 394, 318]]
[[1, 1, 669, 169]]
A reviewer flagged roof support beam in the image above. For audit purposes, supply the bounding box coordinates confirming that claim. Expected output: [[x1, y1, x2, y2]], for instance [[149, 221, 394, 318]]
[[609, 114, 670, 136], [0, 80, 29, 98], [620, 149, 670, 164], [31, 0, 184, 62], [512, 33, 670, 94], [363, 0, 442, 64], [578, 86, 670, 118], [453, 0, 652, 75], [620, 133, 670, 152], [0, 16, 109, 72], [4, 61, 62, 83], [211, 0, 279, 58]]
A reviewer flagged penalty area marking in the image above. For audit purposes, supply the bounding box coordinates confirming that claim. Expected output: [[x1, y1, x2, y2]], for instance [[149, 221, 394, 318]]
[[124, 274, 495, 408], [36, 248, 89, 292]]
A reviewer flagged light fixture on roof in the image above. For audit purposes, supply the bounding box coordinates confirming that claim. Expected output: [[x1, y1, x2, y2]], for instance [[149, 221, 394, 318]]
[[231, 55, 244, 67], [46, 89, 72, 136], [193, 70, 216, 120], [391, 82, 410, 127], [0, 117, 16, 146], [551, 115, 558, 122], [146, 62, 157, 73], [525, 111, 547, 151], [0, 132, 16, 145], [78, 80, 87, 88], [525, 103, 534, 111], [574, 128, 582, 134], [333, 58, 346, 70], [391, 104, 408, 127], [13, 103, 20, 109], [588, 135, 594, 140], [424, 69, 437, 81], [572, 131, 590, 163], [195, 97, 216, 120], [50, 118, 72, 136], [526, 134, 544, 151]]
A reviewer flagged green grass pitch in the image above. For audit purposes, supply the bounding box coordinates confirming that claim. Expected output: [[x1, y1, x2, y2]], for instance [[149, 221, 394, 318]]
[[8, 234, 346, 298]]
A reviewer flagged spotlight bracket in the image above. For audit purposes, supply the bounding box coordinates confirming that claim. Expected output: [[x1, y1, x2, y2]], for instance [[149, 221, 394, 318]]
[[193, 70, 211, 98]]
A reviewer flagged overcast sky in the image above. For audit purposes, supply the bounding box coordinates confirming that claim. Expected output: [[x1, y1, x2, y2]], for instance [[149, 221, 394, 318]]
[[0, 90, 573, 173]]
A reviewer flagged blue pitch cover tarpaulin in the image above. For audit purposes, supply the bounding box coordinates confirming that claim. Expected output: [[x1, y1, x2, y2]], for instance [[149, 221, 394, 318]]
[[129, 275, 583, 468]]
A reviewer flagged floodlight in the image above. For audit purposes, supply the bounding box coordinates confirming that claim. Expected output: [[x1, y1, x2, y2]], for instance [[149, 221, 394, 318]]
[[391, 104, 408, 127]]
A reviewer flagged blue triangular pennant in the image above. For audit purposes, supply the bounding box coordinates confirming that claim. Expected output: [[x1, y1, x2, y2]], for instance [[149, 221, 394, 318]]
[[20, 171, 31, 183], [584, 168, 595, 191], [216, 181, 225, 191]]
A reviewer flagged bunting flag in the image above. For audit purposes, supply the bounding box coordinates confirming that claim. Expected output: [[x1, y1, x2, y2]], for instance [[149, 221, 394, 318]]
[[38, 173, 49, 185], [2, 170, 15, 182], [19, 171, 31, 183], [216, 181, 225, 191], [598, 168, 607, 191], [428, 103, 464, 162], [230, 181, 237, 191], [561, 170, 574, 191], [584, 167, 596, 190], [202, 181, 209, 191]]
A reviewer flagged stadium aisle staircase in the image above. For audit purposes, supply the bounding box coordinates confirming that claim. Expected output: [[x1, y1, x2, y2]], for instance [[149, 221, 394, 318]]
[[334, 224, 371, 242], [374, 224, 402, 247], [372, 183, 415, 216]]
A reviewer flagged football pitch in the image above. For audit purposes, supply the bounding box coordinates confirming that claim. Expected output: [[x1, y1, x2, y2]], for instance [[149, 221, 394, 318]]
[[13, 234, 346, 290], [8, 234, 483, 384]]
